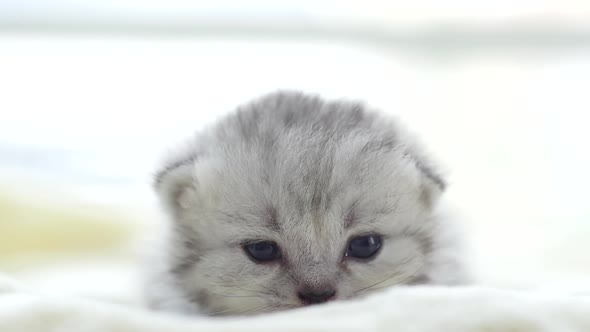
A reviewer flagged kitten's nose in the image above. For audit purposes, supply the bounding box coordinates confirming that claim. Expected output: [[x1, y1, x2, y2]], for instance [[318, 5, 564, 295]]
[[297, 287, 336, 305]]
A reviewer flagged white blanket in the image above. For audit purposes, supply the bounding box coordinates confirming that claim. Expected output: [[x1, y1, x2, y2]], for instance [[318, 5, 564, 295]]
[[1, 275, 589, 332]]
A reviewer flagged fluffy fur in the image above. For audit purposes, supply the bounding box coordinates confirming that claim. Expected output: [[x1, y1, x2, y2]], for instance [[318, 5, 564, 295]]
[[145, 91, 467, 316]]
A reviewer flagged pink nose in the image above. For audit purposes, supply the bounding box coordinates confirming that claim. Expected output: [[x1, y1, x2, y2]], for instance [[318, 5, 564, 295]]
[[297, 287, 336, 305]]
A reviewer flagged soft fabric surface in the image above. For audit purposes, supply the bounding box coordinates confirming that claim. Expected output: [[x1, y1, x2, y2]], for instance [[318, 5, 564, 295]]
[[1, 275, 589, 332]]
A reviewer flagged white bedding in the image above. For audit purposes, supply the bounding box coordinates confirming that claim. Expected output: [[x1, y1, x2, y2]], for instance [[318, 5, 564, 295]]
[[1, 274, 589, 332]]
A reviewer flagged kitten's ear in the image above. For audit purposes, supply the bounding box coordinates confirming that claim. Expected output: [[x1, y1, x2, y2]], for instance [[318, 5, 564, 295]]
[[154, 162, 198, 215], [417, 164, 446, 207], [403, 138, 447, 207]]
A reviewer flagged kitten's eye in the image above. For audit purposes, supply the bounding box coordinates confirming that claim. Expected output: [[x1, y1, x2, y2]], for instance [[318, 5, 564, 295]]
[[243, 241, 281, 262], [345, 234, 382, 259]]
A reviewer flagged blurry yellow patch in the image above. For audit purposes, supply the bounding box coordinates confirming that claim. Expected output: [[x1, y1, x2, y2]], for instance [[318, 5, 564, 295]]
[[0, 193, 137, 262]]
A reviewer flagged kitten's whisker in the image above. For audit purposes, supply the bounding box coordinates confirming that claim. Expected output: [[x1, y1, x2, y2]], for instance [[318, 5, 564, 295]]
[[253, 282, 280, 297], [353, 271, 404, 295], [353, 254, 425, 295], [207, 292, 267, 299], [208, 308, 238, 316], [210, 305, 273, 316], [220, 285, 272, 295], [239, 305, 273, 315], [367, 263, 426, 291], [209, 284, 276, 302]]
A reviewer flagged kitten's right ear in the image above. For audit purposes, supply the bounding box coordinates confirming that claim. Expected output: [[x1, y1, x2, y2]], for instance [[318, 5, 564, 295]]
[[154, 161, 198, 215]]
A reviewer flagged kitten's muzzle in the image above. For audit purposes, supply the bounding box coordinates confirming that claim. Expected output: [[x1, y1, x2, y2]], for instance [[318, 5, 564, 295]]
[[297, 287, 336, 305]]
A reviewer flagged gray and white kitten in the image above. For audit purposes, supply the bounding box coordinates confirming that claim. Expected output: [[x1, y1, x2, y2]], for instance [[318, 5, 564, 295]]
[[145, 91, 467, 316]]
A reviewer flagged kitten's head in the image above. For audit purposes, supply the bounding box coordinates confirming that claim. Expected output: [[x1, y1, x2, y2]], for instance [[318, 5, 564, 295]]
[[152, 92, 464, 316]]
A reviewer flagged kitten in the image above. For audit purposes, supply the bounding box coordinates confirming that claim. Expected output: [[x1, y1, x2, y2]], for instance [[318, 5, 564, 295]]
[[145, 91, 467, 316]]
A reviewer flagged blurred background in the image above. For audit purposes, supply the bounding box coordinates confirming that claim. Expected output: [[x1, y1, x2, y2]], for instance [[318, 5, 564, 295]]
[[1, 1, 589, 304]]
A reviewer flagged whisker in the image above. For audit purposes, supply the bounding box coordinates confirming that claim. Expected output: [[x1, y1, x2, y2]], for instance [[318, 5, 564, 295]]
[[366, 264, 425, 291], [219, 285, 275, 296], [253, 282, 280, 297], [240, 305, 274, 315], [209, 305, 274, 316], [207, 308, 238, 316], [354, 254, 425, 295], [353, 271, 404, 295], [207, 291, 268, 299]]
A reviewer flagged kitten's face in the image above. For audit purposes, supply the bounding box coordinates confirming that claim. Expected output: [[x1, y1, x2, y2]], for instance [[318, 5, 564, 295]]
[[164, 138, 440, 316]]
